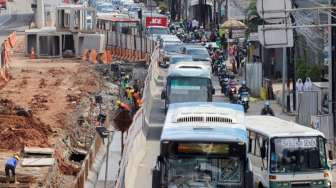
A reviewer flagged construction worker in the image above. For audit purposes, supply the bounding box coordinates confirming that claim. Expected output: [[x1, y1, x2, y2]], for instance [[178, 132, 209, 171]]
[[121, 75, 130, 89], [5, 154, 20, 183], [132, 90, 142, 111], [116, 100, 131, 112]]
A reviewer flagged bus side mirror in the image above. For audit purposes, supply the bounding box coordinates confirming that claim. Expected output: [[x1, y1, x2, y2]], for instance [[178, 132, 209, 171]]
[[261, 146, 266, 159], [161, 90, 166, 99], [244, 171, 253, 187], [329, 150, 333, 160], [152, 156, 163, 188]]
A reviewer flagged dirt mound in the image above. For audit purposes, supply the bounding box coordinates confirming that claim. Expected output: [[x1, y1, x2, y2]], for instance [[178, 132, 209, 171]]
[[0, 99, 52, 151]]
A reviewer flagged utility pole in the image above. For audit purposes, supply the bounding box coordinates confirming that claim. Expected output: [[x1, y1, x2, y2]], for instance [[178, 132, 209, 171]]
[[331, 0, 336, 142]]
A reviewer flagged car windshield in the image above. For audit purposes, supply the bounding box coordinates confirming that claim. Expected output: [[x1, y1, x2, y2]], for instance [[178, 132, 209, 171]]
[[170, 57, 193, 64], [164, 44, 182, 53], [148, 27, 169, 35], [186, 48, 209, 56], [270, 137, 328, 173], [168, 77, 210, 103], [167, 157, 243, 188]]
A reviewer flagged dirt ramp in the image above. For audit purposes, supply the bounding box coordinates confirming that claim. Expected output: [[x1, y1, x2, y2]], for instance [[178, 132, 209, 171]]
[[0, 99, 52, 151]]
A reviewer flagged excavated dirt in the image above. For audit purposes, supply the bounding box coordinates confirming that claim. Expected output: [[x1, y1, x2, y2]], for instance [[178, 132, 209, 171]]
[[0, 99, 52, 151], [0, 34, 103, 186]]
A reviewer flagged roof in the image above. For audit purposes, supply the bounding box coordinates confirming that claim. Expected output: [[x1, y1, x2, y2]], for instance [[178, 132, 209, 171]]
[[167, 62, 211, 79], [246, 116, 324, 138], [57, 4, 95, 11], [161, 102, 247, 143], [159, 34, 181, 43], [97, 15, 139, 22]]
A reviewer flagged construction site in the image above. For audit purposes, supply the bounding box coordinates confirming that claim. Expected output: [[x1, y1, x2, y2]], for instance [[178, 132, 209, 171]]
[[0, 0, 151, 187]]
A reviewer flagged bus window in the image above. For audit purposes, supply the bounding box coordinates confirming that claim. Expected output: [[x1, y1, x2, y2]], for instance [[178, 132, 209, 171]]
[[270, 137, 328, 173], [318, 137, 327, 168], [248, 131, 256, 155]]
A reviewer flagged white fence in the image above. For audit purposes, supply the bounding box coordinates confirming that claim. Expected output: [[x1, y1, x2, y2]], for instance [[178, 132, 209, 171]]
[[114, 47, 159, 188], [106, 31, 155, 54]]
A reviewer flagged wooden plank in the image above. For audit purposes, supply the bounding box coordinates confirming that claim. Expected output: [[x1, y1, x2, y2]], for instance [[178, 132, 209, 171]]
[[0, 184, 30, 188], [23, 147, 54, 155], [21, 158, 55, 167]]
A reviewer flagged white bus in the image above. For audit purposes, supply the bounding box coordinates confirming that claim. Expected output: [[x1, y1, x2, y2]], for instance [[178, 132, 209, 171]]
[[152, 102, 253, 188], [246, 116, 332, 188], [161, 62, 214, 112]]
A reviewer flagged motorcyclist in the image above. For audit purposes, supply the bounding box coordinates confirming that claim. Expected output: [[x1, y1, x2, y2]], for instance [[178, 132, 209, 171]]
[[238, 81, 250, 96], [261, 101, 275, 116]]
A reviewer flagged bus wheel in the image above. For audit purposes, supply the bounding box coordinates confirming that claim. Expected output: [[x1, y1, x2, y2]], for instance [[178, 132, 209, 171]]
[[258, 183, 264, 188]]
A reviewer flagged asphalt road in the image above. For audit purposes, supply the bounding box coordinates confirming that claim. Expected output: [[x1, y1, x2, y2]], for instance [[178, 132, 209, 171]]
[[132, 64, 327, 187]]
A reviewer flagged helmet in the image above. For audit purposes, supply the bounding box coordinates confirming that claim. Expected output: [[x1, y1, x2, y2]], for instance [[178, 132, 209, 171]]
[[265, 101, 270, 107], [116, 100, 122, 106], [241, 80, 246, 86], [13, 154, 20, 161]]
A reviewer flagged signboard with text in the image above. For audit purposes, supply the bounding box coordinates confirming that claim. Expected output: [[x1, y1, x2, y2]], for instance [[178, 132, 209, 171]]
[[145, 16, 168, 28]]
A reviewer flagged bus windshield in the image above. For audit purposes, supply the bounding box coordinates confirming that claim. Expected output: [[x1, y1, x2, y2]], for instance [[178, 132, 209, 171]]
[[164, 142, 245, 187], [270, 137, 328, 173], [167, 157, 242, 188], [168, 77, 211, 103]]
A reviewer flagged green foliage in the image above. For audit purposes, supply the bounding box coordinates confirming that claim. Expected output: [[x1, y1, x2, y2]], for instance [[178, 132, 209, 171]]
[[246, 0, 263, 33], [296, 59, 322, 82]]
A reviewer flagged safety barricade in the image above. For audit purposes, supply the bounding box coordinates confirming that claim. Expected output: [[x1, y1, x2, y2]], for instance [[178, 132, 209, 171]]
[[0, 31, 17, 86]]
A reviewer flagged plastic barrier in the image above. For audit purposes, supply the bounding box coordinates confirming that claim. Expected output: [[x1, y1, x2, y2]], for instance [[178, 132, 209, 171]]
[[0, 31, 16, 85]]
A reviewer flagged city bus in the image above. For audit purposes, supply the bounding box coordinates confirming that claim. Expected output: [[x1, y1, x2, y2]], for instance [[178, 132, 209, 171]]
[[161, 62, 214, 112], [246, 116, 332, 188], [152, 102, 253, 188]]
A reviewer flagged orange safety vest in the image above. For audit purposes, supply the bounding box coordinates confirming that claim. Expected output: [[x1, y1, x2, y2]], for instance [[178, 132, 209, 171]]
[[132, 92, 141, 106]]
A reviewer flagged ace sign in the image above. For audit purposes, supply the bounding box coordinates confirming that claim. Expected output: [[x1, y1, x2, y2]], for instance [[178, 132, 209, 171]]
[[145, 16, 168, 28]]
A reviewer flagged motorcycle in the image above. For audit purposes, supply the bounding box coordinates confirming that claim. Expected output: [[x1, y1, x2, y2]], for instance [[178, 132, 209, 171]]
[[220, 77, 229, 95], [228, 83, 238, 103], [239, 92, 250, 112]]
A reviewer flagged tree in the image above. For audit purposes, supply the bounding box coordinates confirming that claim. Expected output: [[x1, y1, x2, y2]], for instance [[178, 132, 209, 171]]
[[246, 0, 263, 33]]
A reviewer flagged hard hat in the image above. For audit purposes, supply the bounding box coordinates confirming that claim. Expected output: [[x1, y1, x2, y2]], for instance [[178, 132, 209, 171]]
[[116, 100, 122, 106], [265, 101, 270, 107], [13, 154, 20, 161], [242, 80, 246, 85]]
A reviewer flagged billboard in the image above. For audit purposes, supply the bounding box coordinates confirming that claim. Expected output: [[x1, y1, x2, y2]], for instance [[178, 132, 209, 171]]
[[145, 16, 168, 28]]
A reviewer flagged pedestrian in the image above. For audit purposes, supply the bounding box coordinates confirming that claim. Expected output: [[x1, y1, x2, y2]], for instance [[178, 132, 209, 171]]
[[210, 31, 216, 42], [5, 154, 20, 183], [303, 77, 312, 91], [296, 78, 304, 92]]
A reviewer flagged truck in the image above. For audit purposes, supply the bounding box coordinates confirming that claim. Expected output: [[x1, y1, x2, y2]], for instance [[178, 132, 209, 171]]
[[142, 12, 169, 38]]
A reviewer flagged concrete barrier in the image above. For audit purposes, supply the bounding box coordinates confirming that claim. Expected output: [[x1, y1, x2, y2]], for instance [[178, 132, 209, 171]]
[[114, 47, 160, 188]]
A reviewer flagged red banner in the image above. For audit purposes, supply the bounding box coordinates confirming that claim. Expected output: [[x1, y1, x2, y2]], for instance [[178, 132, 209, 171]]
[[145, 17, 168, 28]]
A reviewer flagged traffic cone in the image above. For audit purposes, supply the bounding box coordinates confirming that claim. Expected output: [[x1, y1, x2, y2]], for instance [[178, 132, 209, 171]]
[[30, 47, 36, 59]]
